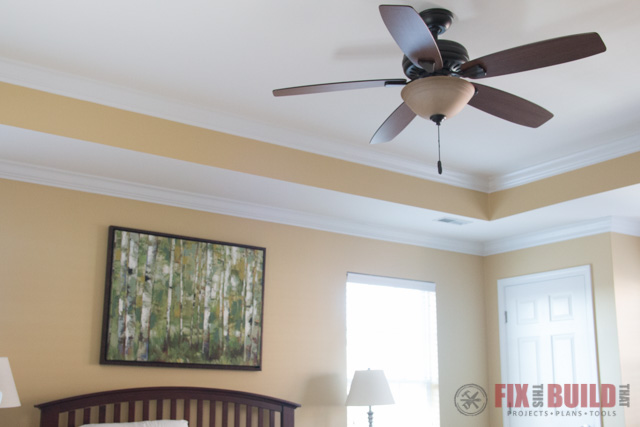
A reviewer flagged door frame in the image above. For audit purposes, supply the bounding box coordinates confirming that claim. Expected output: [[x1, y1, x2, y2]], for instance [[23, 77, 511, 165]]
[[496, 265, 599, 426]]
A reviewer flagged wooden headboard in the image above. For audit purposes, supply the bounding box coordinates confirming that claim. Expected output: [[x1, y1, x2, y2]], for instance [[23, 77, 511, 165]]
[[35, 386, 300, 427]]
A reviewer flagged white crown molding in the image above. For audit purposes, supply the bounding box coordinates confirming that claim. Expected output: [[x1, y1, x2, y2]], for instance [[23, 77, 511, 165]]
[[610, 217, 640, 237], [0, 158, 485, 255], [482, 217, 621, 255], [488, 134, 640, 192], [3, 158, 638, 256]]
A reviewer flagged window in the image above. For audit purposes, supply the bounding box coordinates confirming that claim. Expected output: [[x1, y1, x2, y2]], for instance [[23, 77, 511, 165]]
[[346, 273, 439, 427]]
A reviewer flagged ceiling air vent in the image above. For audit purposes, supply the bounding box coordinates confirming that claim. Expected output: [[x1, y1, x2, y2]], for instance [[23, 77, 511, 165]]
[[436, 217, 472, 226]]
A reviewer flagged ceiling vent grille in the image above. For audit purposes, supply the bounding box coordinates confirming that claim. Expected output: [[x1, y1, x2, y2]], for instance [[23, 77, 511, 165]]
[[436, 217, 472, 226]]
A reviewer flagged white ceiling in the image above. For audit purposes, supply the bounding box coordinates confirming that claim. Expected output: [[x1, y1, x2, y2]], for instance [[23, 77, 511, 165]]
[[1, 0, 640, 254]]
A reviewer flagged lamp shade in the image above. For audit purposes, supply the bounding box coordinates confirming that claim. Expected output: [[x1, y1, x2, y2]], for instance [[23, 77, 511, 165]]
[[0, 357, 21, 408], [401, 76, 475, 121], [346, 370, 394, 406]]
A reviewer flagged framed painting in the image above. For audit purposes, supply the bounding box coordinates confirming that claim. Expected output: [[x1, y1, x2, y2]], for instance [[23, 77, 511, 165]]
[[100, 226, 265, 370]]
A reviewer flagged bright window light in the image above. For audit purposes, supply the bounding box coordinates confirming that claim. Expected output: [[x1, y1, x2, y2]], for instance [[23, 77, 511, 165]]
[[346, 273, 439, 427]]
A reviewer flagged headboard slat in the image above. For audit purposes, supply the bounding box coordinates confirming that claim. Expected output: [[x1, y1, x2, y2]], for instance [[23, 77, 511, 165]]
[[184, 398, 191, 422], [222, 401, 229, 427], [171, 398, 177, 419], [210, 397, 216, 426], [234, 402, 241, 427], [197, 399, 204, 427], [246, 405, 252, 427], [157, 399, 164, 419], [142, 399, 150, 420], [114, 402, 122, 422], [98, 405, 106, 423], [128, 400, 135, 421]]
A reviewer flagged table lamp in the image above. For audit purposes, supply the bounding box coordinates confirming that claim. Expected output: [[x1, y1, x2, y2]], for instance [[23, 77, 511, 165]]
[[0, 357, 21, 408], [346, 369, 394, 427]]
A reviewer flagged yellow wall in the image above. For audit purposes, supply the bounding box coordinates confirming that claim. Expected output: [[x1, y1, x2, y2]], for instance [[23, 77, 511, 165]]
[[0, 178, 487, 427], [612, 233, 640, 424], [3, 179, 638, 427], [483, 234, 625, 426]]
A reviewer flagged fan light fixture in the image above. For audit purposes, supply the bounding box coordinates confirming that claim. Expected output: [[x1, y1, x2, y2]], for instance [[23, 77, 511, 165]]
[[400, 76, 476, 174], [401, 76, 475, 124]]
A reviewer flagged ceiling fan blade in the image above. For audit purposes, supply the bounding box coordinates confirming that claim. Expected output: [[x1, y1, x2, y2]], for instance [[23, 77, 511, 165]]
[[460, 33, 606, 79], [468, 83, 553, 128], [370, 102, 416, 144], [379, 5, 443, 72], [273, 79, 406, 97]]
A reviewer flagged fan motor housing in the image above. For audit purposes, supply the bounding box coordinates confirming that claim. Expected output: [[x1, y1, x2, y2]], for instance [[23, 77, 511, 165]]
[[419, 8, 454, 36], [402, 39, 470, 80]]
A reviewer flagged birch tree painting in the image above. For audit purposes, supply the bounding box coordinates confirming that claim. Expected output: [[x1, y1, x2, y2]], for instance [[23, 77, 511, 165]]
[[101, 227, 265, 370]]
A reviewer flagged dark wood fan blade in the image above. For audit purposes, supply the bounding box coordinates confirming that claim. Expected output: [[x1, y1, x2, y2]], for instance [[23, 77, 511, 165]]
[[379, 5, 443, 71], [273, 79, 406, 97], [468, 83, 553, 128], [461, 33, 606, 79], [370, 102, 416, 144]]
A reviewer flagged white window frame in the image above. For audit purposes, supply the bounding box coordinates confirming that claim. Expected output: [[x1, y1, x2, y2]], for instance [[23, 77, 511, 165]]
[[346, 272, 439, 427]]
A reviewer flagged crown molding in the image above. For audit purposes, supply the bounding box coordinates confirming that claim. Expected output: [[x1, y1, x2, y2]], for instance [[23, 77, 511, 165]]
[[3, 158, 639, 257], [610, 217, 640, 237], [0, 158, 485, 255], [488, 134, 640, 192], [481, 217, 627, 255]]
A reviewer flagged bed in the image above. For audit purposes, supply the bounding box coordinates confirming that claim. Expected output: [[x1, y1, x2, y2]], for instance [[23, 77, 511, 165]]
[[35, 386, 300, 427]]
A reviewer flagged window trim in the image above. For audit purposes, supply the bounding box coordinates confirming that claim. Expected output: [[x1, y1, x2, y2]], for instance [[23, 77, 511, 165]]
[[346, 272, 435, 292]]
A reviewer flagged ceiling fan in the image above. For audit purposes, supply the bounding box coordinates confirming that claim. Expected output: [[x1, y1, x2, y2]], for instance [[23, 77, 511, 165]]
[[273, 5, 606, 172]]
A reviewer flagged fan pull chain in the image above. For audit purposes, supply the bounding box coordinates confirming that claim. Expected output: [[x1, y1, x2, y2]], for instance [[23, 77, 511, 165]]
[[436, 123, 443, 175]]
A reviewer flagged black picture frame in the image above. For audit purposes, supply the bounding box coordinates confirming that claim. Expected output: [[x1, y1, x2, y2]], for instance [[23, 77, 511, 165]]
[[100, 226, 265, 370]]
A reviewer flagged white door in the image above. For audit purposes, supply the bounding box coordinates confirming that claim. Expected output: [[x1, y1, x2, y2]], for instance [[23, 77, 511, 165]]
[[498, 265, 600, 427]]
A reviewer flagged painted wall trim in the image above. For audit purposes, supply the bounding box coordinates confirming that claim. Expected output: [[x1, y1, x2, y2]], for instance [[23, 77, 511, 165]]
[[482, 217, 640, 255], [0, 158, 484, 255], [3, 158, 639, 257], [488, 135, 640, 192]]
